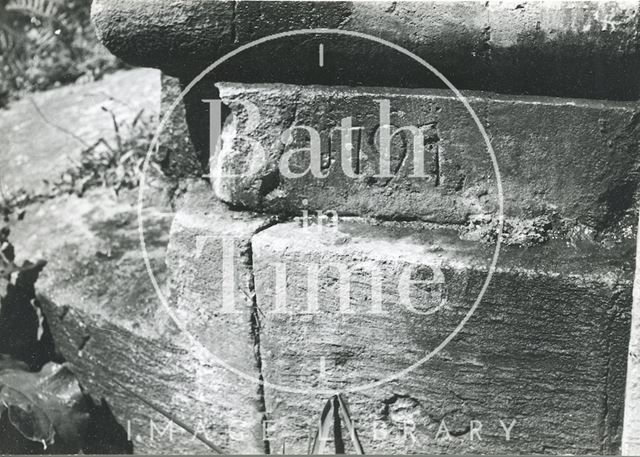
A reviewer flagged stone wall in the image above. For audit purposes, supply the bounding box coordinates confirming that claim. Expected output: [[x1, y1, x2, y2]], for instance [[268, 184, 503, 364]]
[[33, 1, 640, 454]]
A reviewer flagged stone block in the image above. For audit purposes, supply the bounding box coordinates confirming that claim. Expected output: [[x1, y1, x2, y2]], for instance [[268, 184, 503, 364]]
[[162, 185, 278, 453], [212, 83, 639, 229], [252, 219, 633, 453], [11, 185, 272, 453], [92, 0, 640, 100]]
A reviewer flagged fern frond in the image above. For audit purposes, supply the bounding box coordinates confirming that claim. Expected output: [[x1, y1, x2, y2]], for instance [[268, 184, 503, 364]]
[[3, 0, 71, 53], [5, 0, 59, 18], [5, 0, 63, 25], [0, 23, 18, 53]]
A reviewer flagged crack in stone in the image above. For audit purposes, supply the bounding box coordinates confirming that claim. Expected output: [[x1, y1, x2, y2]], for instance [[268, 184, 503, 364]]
[[245, 219, 279, 454]]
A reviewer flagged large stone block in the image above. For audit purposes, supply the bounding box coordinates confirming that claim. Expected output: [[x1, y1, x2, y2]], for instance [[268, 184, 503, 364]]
[[92, 0, 640, 100], [163, 185, 279, 454], [212, 83, 640, 229], [11, 185, 271, 454], [252, 220, 633, 454]]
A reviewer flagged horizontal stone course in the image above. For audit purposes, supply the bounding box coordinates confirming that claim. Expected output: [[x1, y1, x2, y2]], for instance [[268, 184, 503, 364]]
[[212, 83, 640, 230], [92, 0, 640, 99], [251, 219, 633, 454]]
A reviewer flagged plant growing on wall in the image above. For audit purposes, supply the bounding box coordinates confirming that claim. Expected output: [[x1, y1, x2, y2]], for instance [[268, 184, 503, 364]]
[[0, 0, 120, 107]]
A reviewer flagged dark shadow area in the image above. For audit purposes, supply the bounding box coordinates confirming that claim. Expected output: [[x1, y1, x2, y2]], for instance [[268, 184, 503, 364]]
[[83, 397, 133, 454], [0, 227, 133, 454], [146, 28, 638, 101]]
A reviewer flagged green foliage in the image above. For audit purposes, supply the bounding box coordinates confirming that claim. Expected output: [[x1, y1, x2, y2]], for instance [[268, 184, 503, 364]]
[[0, 109, 163, 221], [50, 109, 162, 198], [0, 0, 122, 107]]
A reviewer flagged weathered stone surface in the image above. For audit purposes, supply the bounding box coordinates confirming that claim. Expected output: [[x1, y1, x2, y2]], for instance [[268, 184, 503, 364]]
[[0, 68, 160, 196], [86, 4, 640, 455], [164, 183, 278, 454], [157, 75, 208, 179], [252, 220, 633, 454], [7, 184, 268, 454], [623, 214, 640, 454], [212, 83, 640, 230], [92, 0, 640, 100]]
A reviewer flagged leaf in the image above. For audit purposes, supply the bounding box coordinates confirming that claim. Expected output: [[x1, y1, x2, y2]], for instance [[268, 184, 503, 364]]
[[332, 396, 345, 454], [0, 360, 90, 453], [336, 394, 364, 454], [311, 396, 335, 454], [310, 394, 365, 454], [1, 386, 55, 446]]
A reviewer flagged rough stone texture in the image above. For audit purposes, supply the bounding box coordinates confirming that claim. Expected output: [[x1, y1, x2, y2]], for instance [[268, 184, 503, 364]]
[[157, 75, 208, 179], [0, 68, 160, 196], [623, 214, 640, 454], [86, 3, 640, 454], [7, 184, 268, 454], [252, 220, 633, 454], [164, 183, 278, 454], [92, 0, 640, 100], [212, 83, 640, 230]]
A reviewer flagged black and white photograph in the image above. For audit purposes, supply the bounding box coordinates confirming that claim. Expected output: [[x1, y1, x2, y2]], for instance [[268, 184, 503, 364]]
[[0, 0, 639, 454]]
